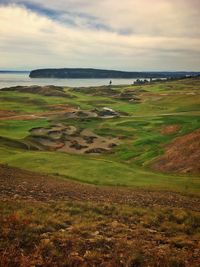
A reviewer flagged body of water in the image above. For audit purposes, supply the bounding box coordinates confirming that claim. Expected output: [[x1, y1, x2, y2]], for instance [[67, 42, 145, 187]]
[[0, 72, 148, 89]]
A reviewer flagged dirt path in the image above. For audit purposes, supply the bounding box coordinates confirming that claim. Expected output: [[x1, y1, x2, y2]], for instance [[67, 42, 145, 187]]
[[1, 110, 200, 121], [0, 164, 199, 211]]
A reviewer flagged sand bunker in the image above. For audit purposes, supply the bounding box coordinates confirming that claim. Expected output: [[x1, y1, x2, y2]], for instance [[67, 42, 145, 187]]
[[29, 124, 119, 154]]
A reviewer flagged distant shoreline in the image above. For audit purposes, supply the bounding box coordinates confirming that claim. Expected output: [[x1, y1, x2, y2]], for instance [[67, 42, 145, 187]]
[[29, 68, 200, 79], [0, 71, 29, 73]]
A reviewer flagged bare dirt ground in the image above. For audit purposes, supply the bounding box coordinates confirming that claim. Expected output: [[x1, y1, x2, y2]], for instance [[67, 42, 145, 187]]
[[0, 110, 17, 118], [153, 128, 200, 174], [0, 106, 78, 121], [160, 124, 181, 135], [0, 164, 199, 211]]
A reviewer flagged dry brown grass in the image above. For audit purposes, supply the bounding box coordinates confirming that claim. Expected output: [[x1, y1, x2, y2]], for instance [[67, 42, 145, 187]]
[[160, 124, 181, 135], [153, 128, 200, 174], [0, 200, 200, 267]]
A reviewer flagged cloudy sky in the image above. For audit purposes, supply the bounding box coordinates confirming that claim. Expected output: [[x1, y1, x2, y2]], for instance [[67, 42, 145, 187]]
[[0, 0, 200, 71]]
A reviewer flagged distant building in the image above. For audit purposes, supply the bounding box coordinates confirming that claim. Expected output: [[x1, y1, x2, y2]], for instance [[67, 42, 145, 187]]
[[133, 79, 149, 85]]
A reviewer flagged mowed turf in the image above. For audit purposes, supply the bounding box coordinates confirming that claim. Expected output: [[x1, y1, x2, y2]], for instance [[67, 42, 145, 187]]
[[0, 77, 200, 195], [1, 147, 200, 194], [0, 119, 49, 139]]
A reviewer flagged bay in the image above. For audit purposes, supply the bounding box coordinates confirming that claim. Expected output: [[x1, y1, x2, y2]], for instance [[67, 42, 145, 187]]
[[0, 72, 147, 89]]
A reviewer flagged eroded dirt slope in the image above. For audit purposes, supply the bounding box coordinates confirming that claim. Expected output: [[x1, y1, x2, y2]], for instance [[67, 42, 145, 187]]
[[153, 128, 200, 174]]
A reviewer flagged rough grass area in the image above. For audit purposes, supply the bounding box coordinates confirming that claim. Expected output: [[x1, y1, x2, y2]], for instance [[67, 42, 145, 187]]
[[1, 200, 200, 267], [0, 119, 49, 139]]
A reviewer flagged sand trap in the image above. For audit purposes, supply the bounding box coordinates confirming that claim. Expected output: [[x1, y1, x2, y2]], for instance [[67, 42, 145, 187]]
[[29, 124, 119, 155], [58, 129, 119, 154], [35, 137, 64, 149]]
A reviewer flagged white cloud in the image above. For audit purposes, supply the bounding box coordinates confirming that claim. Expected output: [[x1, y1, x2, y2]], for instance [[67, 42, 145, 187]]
[[0, 2, 199, 70], [10, 0, 199, 37]]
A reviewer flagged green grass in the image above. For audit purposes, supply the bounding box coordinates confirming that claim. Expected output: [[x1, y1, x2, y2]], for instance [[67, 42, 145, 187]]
[[0, 119, 49, 139], [1, 148, 200, 194], [0, 90, 119, 112], [93, 114, 200, 167]]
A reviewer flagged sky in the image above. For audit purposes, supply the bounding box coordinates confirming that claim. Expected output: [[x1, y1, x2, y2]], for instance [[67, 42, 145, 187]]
[[0, 0, 200, 71]]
